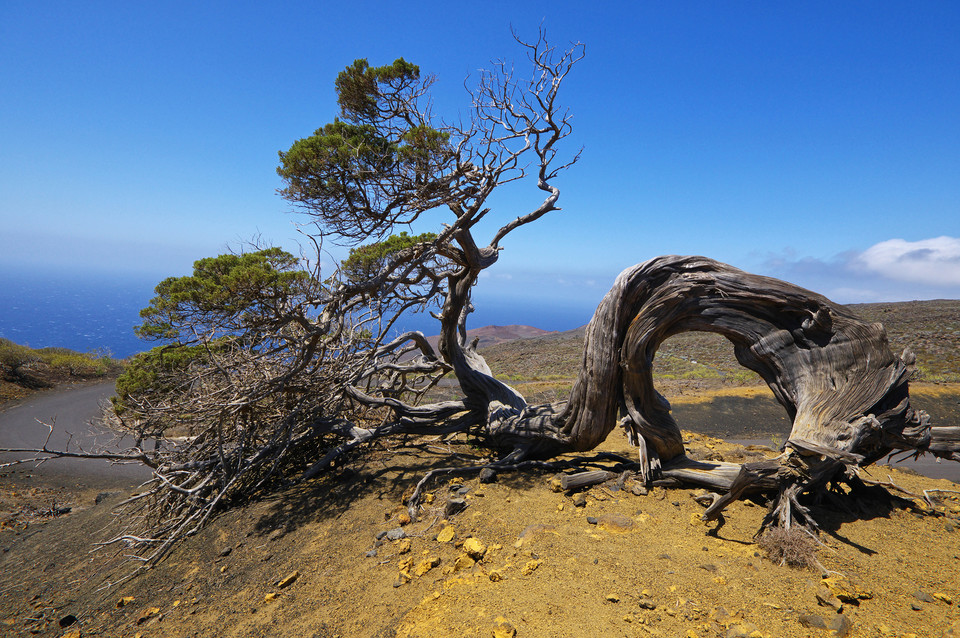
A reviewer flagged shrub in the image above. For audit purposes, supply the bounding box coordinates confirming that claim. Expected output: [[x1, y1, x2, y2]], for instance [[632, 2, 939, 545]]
[[758, 527, 818, 569], [0, 338, 39, 377]]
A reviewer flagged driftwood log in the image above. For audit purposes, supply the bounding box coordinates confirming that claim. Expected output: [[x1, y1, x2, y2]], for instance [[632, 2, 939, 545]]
[[443, 255, 960, 536]]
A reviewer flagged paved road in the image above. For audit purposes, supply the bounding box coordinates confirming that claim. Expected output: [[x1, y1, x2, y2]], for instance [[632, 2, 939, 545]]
[[0, 381, 151, 490]]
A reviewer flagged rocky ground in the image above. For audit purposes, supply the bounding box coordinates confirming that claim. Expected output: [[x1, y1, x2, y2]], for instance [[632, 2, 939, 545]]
[[1, 404, 959, 638]]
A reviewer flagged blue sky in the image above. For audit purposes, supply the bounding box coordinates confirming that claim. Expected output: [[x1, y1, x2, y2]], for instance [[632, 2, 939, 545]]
[[2, 1, 959, 332]]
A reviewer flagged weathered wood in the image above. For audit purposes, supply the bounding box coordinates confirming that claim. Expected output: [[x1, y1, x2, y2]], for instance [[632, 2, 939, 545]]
[[560, 470, 615, 491], [465, 255, 958, 534]]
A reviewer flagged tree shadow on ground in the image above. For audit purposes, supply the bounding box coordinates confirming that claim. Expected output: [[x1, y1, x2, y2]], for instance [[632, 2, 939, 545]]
[[249, 439, 644, 541]]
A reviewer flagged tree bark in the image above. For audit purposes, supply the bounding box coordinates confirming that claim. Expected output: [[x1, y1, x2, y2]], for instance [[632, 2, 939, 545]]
[[464, 255, 959, 532]]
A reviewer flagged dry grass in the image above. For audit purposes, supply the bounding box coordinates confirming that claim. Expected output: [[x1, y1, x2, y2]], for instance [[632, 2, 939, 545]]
[[757, 526, 819, 569]]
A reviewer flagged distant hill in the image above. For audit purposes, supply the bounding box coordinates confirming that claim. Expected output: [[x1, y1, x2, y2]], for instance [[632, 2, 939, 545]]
[[475, 299, 960, 395], [424, 324, 555, 353]]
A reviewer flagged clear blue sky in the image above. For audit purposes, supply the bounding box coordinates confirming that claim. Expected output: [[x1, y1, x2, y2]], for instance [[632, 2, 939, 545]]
[[2, 1, 958, 328]]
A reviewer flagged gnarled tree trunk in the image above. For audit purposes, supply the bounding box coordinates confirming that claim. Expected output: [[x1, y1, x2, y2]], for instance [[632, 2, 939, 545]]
[[446, 255, 959, 534]]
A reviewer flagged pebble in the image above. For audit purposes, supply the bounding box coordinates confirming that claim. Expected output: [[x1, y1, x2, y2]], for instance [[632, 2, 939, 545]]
[[914, 590, 937, 603], [597, 513, 635, 532], [277, 570, 299, 588], [798, 614, 828, 630], [586, 516, 598, 525], [444, 497, 467, 517], [463, 537, 487, 560], [436, 526, 455, 543], [630, 483, 648, 496], [385, 528, 406, 541], [491, 619, 516, 638], [414, 556, 440, 576], [815, 587, 843, 611], [573, 493, 587, 508]]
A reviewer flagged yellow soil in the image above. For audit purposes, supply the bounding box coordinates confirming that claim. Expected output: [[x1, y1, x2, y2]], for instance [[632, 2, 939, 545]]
[[2, 431, 959, 638]]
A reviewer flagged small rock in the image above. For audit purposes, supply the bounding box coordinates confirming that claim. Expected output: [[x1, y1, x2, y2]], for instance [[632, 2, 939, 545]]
[[264, 593, 278, 602], [821, 576, 871, 603], [816, 587, 843, 611], [586, 516, 598, 525], [934, 593, 954, 605], [444, 498, 467, 517], [798, 614, 828, 629], [452, 554, 475, 572], [95, 491, 118, 504], [396, 511, 412, 526], [657, 553, 672, 560], [521, 559, 541, 575], [364, 549, 378, 558], [597, 513, 635, 533], [385, 528, 406, 541], [573, 493, 587, 508], [58, 614, 77, 628], [457, 486, 471, 495], [915, 590, 937, 603], [606, 593, 620, 602], [700, 563, 718, 573], [830, 614, 853, 638], [414, 556, 440, 576], [277, 570, 299, 588], [488, 570, 504, 582], [135, 607, 161, 625], [630, 483, 648, 496], [637, 599, 657, 610], [396, 538, 412, 554], [436, 526, 455, 543], [219, 546, 233, 557], [911, 603, 923, 611], [116, 596, 135, 608], [463, 537, 487, 560], [492, 619, 516, 638], [726, 623, 759, 638], [479, 468, 497, 483]]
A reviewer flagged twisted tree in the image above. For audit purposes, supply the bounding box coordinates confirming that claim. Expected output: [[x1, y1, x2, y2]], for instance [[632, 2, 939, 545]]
[[5, 32, 958, 568]]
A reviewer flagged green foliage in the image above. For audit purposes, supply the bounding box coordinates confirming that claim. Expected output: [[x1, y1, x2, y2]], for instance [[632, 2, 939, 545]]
[[113, 344, 215, 414], [276, 58, 455, 240], [136, 248, 311, 343], [0, 338, 39, 375], [0, 338, 121, 383], [334, 58, 420, 121], [341, 231, 438, 284]]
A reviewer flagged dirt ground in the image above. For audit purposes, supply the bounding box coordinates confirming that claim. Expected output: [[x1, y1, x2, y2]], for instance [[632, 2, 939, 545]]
[[1, 381, 959, 637], [1, 422, 959, 638]]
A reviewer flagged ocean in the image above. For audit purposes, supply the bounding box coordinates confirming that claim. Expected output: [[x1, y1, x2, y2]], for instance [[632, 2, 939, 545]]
[[0, 268, 594, 358], [0, 269, 158, 358]]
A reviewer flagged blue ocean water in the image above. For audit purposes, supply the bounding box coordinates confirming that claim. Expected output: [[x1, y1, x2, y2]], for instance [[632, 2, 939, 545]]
[[0, 268, 595, 359], [0, 268, 158, 358]]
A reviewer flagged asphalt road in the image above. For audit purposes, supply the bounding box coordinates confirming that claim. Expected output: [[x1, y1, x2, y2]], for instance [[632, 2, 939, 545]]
[[0, 381, 151, 490]]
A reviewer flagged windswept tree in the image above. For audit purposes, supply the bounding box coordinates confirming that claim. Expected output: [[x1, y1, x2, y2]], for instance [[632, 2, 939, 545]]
[[9, 31, 958, 570]]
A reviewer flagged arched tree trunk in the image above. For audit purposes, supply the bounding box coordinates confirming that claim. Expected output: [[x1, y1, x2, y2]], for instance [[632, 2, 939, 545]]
[[456, 255, 959, 533]]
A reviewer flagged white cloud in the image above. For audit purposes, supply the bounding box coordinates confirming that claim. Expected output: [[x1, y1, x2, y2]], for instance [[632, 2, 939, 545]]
[[856, 236, 960, 286]]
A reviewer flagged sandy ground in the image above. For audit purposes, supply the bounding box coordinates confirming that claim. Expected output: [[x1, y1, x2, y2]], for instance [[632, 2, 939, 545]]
[[1, 385, 959, 637]]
